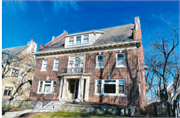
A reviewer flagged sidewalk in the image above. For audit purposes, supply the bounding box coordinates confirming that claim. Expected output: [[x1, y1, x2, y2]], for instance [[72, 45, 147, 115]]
[[2, 109, 57, 118]]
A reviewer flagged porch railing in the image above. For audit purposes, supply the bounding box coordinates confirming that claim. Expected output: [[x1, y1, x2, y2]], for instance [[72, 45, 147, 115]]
[[64, 67, 84, 74]]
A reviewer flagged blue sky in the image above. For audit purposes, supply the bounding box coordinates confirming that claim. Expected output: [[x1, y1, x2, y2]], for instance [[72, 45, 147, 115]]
[[2, 1, 179, 51]]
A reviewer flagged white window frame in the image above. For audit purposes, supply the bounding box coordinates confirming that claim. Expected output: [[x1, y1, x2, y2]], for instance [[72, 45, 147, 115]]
[[41, 60, 47, 71], [139, 83, 141, 92], [96, 55, 104, 68], [95, 79, 126, 96], [53, 59, 59, 71], [69, 36, 74, 45], [83, 34, 89, 43], [37, 80, 56, 94], [76, 35, 81, 44], [116, 53, 125, 67]]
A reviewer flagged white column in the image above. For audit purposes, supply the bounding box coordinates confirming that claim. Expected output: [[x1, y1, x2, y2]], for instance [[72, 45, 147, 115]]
[[78, 77, 82, 100], [58, 78, 63, 100], [62, 78, 66, 99], [85, 77, 90, 101]]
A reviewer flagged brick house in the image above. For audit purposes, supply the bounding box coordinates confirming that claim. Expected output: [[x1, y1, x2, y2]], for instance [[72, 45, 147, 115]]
[[2, 39, 37, 101], [30, 17, 147, 108]]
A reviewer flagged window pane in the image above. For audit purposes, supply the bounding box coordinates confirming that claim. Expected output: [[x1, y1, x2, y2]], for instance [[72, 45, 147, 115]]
[[55, 59, 59, 63], [15, 70, 18, 77], [97, 80, 102, 84], [117, 54, 124, 60], [45, 81, 51, 83], [44, 60, 47, 64], [8, 88, 12, 96], [119, 85, 124, 94], [54, 64, 58, 70], [119, 80, 124, 85], [11, 69, 15, 76], [39, 86, 42, 92], [104, 84, 116, 93], [43, 65, 47, 70], [69, 40, 74, 45], [83, 35, 89, 43], [40, 81, 43, 85], [96, 85, 101, 93], [76, 36, 81, 44], [4, 87, 8, 95], [105, 80, 116, 83], [44, 85, 51, 92], [117, 60, 125, 66]]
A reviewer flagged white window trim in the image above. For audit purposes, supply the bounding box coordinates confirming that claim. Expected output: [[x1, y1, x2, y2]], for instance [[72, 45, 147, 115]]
[[68, 36, 74, 45], [96, 55, 104, 69], [10, 67, 19, 77], [116, 53, 126, 68], [139, 83, 141, 92], [37, 81, 56, 94], [94, 79, 126, 96], [83, 34, 89, 44], [76, 35, 81, 44], [52, 59, 59, 71], [41, 60, 47, 71]]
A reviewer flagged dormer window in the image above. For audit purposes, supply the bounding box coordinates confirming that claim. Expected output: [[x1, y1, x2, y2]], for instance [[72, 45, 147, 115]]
[[76, 36, 81, 44], [69, 37, 74, 45], [83, 34, 89, 43]]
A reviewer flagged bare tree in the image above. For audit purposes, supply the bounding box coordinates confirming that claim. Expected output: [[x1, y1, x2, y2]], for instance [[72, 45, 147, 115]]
[[145, 22, 179, 117]]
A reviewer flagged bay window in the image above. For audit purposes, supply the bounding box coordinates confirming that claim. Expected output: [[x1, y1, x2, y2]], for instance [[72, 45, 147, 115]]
[[95, 79, 125, 96], [38, 80, 56, 93]]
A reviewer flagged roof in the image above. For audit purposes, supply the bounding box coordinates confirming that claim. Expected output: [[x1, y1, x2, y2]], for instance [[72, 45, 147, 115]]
[[2, 46, 28, 64], [39, 23, 136, 52]]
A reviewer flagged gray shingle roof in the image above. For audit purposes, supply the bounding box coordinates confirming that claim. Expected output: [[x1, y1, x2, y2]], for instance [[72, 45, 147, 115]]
[[2, 46, 28, 64], [39, 23, 135, 52]]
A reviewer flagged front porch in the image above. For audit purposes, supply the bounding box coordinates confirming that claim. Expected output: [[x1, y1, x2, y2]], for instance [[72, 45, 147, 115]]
[[58, 72, 91, 101]]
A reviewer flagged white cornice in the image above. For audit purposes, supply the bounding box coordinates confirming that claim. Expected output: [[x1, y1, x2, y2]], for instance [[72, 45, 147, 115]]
[[34, 40, 141, 56], [65, 30, 104, 37]]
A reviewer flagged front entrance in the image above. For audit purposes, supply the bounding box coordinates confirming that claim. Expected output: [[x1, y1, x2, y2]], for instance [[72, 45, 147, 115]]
[[68, 79, 79, 99]]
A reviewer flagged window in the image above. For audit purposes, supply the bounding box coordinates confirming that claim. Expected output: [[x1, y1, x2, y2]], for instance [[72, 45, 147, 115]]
[[11, 68, 19, 77], [42, 60, 47, 71], [96, 80, 102, 93], [38, 81, 56, 93], [76, 36, 81, 44], [4, 87, 13, 96], [69, 37, 74, 45], [96, 55, 104, 68], [75, 60, 80, 68], [116, 53, 125, 67], [95, 79, 125, 95], [53, 81, 56, 93], [139, 83, 141, 92], [83, 34, 89, 43], [53, 59, 59, 70], [119, 80, 125, 94]]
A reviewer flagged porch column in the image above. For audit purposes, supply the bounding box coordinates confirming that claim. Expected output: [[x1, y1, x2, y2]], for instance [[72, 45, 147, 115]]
[[85, 77, 90, 101], [58, 78, 63, 100], [62, 78, 67, 99], [78, 77, 82, 100]]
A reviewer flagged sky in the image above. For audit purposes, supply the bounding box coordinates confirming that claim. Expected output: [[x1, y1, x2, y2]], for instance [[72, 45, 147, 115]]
[[2, 1, 179, 51]]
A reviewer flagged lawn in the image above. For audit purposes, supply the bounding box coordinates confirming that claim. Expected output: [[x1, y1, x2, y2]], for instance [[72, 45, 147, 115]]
[[32, 111, 126, 118]]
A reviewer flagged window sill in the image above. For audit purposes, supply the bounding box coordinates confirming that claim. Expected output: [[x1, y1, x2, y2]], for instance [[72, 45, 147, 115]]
[[116, 66, 126, 68], [52, 70, 59, 71], [36, 92, 55, 94], [95, 67, 104, 69], [94, 93, 126, 97], [40, 70, 47, 72]]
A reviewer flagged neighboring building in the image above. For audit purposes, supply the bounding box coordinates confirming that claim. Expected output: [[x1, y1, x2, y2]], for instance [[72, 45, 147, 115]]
[[2, 39, 37, 101], [30, 17, 147, 108]]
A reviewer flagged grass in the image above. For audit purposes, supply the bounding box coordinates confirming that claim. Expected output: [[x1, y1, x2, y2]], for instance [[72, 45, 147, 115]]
[[2, 104, 33, 111], [32, 111, 126, 118]]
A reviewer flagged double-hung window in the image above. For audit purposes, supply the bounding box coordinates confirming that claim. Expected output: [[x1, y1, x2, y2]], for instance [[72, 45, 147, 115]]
[[119, 80, 125, 94], [83, 34, 89, 43], [38, 81, 56, 93], [69, 37, 74, 45], [11, 68, 19, 77], [42, 60, 47, 71], [116, 53, 125, 67], [96, 80, 102, 93], [95, 79, 125, 95], [4, 87, 13, 96], [96, 55, 104, 68], [53, 59, 59, 70], [76, 36, 81, 44]]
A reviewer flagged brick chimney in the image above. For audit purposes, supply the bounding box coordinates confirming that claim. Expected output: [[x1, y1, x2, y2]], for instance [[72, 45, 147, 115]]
[[133, 17, 142, 40], [39, 44, 45, 51]]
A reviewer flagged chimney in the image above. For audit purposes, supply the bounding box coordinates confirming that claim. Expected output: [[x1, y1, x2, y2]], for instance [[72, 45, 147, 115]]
[[52, 36, 56, 41], [133, 17, 142, 40], [31, 38, 34, 42], [39, 44, 45, 51]]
